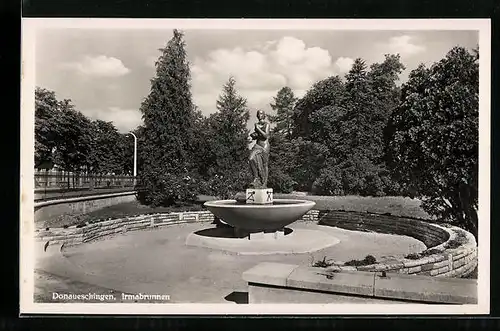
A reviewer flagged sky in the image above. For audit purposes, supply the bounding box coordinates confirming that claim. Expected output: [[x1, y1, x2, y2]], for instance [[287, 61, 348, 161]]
[[35, 28, 478, 133]]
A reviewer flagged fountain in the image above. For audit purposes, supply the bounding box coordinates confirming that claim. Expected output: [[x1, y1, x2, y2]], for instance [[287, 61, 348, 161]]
[[202, 110, 315, 240]]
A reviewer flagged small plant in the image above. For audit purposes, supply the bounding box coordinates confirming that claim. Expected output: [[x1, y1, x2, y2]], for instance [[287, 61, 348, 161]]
[[63, 224, 69, 229], [406, 248, 443, 260], [312, 256, 335, 268], [364, 255, 376, 264], [344, 255, 377, 267], [405, 253, 420, 260], [444, 240, 462, 249], [444, 230, 468, 249]]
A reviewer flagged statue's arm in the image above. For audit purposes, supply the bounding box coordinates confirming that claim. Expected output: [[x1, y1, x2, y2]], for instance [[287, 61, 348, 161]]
[[254, 123, 270, 139]]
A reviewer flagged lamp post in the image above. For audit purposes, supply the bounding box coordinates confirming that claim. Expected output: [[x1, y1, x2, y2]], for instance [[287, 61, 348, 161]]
[[128, 132, 138, 186]]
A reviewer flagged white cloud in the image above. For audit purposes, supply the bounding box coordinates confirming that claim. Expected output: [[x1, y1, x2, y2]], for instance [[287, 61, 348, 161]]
[[83, 107, 143, 133], [62, 55, 131, 77], [334, 57, 354, 73], [190, 36, 336, 117], [386, 35, 425, 56]]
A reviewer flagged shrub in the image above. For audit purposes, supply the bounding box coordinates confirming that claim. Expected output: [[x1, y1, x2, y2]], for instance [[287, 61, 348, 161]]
[[344, 255, 377, 267], [312, 256, 335, 268], [405, 248, 443, 260], [267, 169, 297, 194], [444, 230, 468, 249], [312, 167, 344, 196]]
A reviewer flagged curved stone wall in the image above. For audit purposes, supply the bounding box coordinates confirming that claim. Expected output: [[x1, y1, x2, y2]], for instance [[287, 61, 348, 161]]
[[35, 209, 477, 278], [319, 211, 477, 278], [36, 211, 215, 246]]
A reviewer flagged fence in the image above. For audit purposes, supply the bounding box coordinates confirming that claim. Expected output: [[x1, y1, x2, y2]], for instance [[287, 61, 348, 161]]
[[34, 170, 138, 191]]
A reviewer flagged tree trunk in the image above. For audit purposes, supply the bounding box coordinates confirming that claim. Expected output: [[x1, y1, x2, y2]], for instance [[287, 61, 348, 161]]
[[458, 185, 478, 240]]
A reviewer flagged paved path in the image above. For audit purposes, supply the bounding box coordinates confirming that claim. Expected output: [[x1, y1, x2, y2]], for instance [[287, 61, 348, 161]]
[[36, 221, 426, 303]]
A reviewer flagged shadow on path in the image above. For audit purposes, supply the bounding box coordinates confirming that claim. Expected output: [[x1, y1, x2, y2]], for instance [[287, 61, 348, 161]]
[[195, 227, 294, 239], [195, 227, 238, 238], [224, 291, 249, 304]]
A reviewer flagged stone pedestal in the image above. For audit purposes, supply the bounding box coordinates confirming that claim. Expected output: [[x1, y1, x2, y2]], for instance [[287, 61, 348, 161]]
[[249, 230, 285, 240], [234, 228, 285, 240], [245, 188, 273, 204]]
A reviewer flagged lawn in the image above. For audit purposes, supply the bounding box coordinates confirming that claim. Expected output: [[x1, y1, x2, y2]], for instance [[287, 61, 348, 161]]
[[275, 193, 432, 219]]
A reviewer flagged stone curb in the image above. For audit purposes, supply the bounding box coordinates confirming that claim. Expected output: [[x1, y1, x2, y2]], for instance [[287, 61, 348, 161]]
[[243, 262, 477, 304]]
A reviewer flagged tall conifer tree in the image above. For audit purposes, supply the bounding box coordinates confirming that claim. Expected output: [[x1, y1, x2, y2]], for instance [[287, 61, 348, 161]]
[[138, 30, 198, 206], [204, 77, 250, 198]]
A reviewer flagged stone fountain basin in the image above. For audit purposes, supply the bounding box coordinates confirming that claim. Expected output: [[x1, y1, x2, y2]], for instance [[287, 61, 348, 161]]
[[203, 199, 316, 232]]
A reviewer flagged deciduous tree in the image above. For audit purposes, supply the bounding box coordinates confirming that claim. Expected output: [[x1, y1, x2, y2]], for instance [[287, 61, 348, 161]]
[[87, 119, 122, 175], [35, 87, 60, 169], [292, 76, 345, 139], [51, 99, 92, 173], [385, 46, 479, 237]]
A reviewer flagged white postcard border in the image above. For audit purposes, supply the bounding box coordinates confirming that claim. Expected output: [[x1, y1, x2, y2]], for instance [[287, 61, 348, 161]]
[[20, 18, 491, 315]]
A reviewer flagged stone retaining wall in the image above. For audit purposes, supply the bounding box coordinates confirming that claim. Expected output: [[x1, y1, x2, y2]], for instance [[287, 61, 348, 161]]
[[35, 191, 137, 221], [36, 210, 216, 246], [36, 210, 320, 246], [301, 209, 320, 222], [319, 211, 477, 278]]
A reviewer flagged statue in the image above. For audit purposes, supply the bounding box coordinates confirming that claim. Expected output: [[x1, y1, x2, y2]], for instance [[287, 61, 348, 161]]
[[248, 110, 270, 189]]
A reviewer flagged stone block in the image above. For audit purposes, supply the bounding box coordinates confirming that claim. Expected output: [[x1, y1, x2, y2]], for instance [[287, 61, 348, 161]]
[[447, 253, 454, 269], [243, 262, 299, 287], [245, 188, 273, 204], [420, 263, 434, 272], [403, 259, 424, 268], [434, 254, 447, 263], [453, 258, 466, 269], [453, 264, 467, 276], [437, 266, 449, 274], [433, 260, 448, 269], [398, 268, 409, 274], [452, 251, 467, 261], [286, 267, 375, 297], [408, 266, 422, 274], [374, 272, 477, 304], [247, 284, 393, 304]]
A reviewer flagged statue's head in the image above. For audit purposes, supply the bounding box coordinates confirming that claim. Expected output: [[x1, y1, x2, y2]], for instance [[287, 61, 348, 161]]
[[257, 110, 266, 121]]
